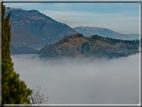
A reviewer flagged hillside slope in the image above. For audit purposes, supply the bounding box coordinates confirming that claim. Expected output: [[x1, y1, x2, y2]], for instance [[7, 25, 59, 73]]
[[10, 44, 38, 55], [5, 7, 78, 45], [39, 34, 139, 58], [11, 30, 46, 49]]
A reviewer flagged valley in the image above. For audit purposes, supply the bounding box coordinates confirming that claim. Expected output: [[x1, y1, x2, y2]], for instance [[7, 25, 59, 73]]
[[3, 3, 140, 104]]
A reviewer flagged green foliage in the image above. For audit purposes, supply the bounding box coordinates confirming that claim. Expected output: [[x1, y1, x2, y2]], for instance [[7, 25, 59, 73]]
[[91, 34, 140, 47], [76, 33, 83, 37], [2, 59, 32, 104], [2, 5, 11, 61], [127, 46, 138, 50], [64, 38, 69, 42], [92, 35, 100, 39], [2, 5, 32, 104], [81, 42, 90, 54]]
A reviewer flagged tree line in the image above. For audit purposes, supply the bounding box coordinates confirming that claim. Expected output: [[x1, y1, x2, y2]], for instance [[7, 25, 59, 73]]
[[92, 34, 139, 45]]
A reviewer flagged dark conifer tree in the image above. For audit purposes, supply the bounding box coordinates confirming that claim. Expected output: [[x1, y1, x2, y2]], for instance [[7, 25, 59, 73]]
[[2, 5, 32, 104]]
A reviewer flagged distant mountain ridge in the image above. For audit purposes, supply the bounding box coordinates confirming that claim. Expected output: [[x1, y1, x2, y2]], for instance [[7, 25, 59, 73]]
[[5, 7, 78, 51], [6, 7, 140, 55], [74, 26, 139, 40], [5, 7, 57, 23]]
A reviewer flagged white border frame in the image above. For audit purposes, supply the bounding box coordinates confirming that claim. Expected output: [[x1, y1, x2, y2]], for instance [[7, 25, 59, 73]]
[[2, 0, 142, 106]]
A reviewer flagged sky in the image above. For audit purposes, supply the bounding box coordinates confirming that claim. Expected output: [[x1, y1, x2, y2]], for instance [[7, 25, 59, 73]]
[[3, 1, 140, 34], [11, 53, 140, 104]]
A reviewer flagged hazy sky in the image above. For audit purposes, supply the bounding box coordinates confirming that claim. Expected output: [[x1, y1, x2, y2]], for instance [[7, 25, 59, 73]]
[[3, 0, 140, 34], [11, 53, 140, 104]]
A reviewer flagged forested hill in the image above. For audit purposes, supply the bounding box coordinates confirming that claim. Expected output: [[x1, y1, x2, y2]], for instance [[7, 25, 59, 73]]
[[38, 34, 140, 58]]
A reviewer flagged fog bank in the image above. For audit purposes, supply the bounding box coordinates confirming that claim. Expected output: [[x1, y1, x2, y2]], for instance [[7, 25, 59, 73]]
[[11, 53, 140, 104]]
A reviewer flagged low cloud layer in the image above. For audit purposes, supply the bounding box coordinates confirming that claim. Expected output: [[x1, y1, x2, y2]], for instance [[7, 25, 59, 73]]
[[11, 53, 140, 104]]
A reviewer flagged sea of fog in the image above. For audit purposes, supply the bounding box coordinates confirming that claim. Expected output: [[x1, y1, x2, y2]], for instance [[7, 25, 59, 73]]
[[11, 53, 140, 104]]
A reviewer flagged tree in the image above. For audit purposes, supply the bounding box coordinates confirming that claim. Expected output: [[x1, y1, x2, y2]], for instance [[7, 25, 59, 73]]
[[2, 5, 11, 61], [77, 33, 83, 37], [81, 42, 90, 54], [92, 34, 100, 40], [30, 86, 48, 105], [2, 5, 32, 104]]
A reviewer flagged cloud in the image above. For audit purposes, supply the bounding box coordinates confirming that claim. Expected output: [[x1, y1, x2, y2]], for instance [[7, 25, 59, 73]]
[[11, 53, 140, 104]]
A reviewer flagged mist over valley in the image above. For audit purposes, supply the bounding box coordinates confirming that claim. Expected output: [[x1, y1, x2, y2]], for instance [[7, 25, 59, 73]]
[[11, 53, 139, 104]]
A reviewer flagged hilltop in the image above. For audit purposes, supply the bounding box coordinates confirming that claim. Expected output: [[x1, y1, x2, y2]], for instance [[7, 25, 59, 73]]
[[5, 7, 77, 47], [39, 34, 139, 58]]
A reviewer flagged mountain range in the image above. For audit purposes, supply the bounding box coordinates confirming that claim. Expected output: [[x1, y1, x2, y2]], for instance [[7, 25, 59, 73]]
[[74, 26, 139, 40], [5, 7, 140, 55], [5, 7, 77, 52]]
